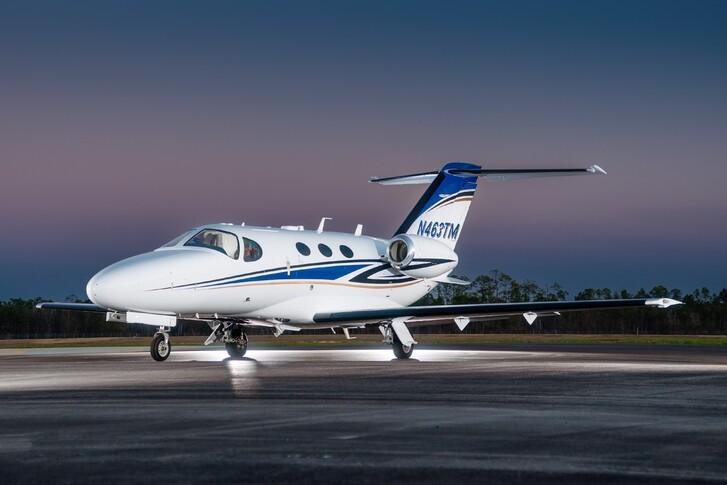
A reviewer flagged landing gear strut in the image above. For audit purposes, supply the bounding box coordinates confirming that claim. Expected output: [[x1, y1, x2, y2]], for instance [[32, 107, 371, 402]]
[[150, 327, 171, 361]]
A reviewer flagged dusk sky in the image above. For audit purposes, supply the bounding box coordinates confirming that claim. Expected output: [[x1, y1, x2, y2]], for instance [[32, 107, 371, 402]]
[[1, 0, 726, 301]]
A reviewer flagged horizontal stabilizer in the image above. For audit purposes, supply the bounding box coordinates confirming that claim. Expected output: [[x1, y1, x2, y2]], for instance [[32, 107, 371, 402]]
[[370, 171, 438, 185], [431, 275, 471, 285], [371, 165, 606, 185], [451, 165, 607, 182]]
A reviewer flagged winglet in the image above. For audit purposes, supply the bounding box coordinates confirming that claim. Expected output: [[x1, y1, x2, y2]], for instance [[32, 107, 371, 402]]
[[645, 298, 682, 308], [589, 164, 607, 175]]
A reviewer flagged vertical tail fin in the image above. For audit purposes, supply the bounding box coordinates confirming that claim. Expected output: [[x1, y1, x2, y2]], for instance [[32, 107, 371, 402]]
[[372, 162, 481, 250]]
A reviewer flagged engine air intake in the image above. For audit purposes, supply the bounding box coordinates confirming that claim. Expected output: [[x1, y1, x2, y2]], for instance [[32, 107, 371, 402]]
[[385, 234, 458, 279]]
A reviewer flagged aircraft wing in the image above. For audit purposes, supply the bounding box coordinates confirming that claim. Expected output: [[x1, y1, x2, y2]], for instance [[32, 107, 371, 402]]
[[36, 302, 108, 312], [312, 298, 682, 327]]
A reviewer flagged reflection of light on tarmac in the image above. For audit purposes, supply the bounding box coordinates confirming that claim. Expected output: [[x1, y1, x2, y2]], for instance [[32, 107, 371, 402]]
[[1, 347, 726, 397], [173, 348, 727, 373], [249, 349, 396, 362], [225, 359, 260, 397], [178, 348, 539, 363], [174, 350, 230, 362]]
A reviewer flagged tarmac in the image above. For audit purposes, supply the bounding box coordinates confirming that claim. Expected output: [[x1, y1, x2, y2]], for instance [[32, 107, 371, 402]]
[[1, 343, 726, 484]]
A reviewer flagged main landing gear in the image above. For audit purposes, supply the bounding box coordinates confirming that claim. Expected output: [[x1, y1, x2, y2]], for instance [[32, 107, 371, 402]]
[[392, 332, 414, 359], [150, 327, 171, 361], [224, 325, 248, 359], [381, 324, 415, 360], [204, 321, 248, 359]]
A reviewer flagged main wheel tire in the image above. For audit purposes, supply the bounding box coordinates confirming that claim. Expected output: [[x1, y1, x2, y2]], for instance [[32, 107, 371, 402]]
[[150, 333, 171, 361], [225, 340, 247, 359], [392, 335, 414, 359]]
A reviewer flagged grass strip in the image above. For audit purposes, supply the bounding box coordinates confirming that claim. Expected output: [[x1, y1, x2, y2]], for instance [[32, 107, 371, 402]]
[[1, 334, 726, 349]]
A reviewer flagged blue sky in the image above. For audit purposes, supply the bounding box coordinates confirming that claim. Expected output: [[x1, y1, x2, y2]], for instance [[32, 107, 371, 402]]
[[1, 0, 725, 300]]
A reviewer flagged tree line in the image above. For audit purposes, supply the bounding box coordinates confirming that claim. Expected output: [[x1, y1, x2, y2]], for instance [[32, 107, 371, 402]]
[[414, 270, 726, 335], [1, 270, 725, 339]]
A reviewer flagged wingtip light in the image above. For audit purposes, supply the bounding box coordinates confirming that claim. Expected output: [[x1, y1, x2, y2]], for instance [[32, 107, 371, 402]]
[[645, 298, 683, 308]]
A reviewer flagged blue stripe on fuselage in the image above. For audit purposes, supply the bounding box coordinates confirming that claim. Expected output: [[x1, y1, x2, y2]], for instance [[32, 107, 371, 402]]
[[202, 263, 370, 288]]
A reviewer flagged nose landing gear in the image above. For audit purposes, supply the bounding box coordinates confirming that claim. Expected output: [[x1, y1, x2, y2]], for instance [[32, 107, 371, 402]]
[[150, 327, 171, 361]]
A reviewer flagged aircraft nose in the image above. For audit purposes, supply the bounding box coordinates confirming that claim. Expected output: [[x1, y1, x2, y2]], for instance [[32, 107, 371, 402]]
[[87, 263, 140, 310]]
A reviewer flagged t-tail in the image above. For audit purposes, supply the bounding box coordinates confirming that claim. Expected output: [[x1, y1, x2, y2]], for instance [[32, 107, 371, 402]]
[[371, 161, 607, 250]]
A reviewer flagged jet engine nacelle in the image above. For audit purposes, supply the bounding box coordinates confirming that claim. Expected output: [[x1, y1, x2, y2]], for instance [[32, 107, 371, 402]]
[[386, 234, 458, 279]]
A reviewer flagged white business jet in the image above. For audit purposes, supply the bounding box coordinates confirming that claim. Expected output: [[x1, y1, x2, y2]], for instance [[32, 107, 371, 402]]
[[38, 162, 681, 361]]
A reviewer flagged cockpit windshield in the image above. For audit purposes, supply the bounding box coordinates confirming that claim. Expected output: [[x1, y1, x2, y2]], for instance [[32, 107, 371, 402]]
[[184, 229, 240, 259], [161, 230, 195, 248]]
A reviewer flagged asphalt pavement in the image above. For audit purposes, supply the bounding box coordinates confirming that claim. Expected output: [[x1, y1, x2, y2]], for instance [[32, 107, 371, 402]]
[[1, 343, 726, 484]]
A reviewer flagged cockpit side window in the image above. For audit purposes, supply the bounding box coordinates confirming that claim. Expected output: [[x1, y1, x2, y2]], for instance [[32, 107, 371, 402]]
[[184, 229, 240, 259], [243, 237, 263, 262]]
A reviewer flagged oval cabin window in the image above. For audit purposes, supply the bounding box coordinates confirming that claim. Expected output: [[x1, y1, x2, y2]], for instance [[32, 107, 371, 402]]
[[296, 242, 311, 256], [339, 245, 354, 258], [318, 244, 332, 257]]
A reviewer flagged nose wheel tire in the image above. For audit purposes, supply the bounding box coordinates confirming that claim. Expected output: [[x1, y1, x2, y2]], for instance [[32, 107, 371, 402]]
[[225, 340, 248, 359], [151, 333, 171, 361]]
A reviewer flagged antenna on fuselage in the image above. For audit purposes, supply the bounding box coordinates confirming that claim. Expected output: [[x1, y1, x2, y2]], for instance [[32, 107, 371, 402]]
[[317, 217, 332, 233]]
